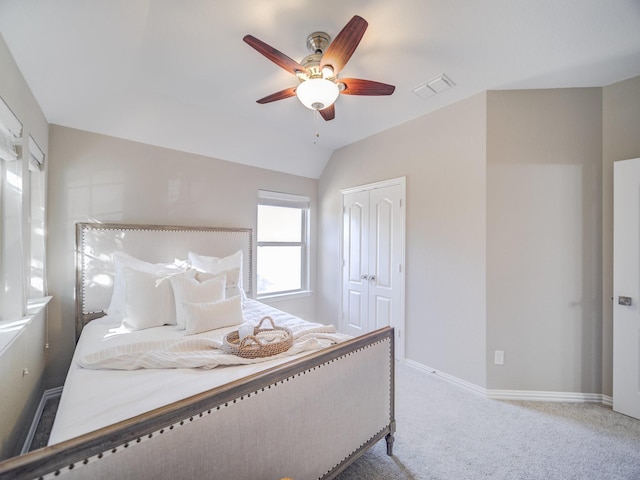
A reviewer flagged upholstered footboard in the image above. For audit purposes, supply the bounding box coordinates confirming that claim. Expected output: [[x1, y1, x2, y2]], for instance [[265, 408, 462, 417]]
[[0, 328, 394, 480]]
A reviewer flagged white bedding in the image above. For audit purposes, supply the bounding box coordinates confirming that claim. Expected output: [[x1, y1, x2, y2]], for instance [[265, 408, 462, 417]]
[[49, 300, 349, 445]]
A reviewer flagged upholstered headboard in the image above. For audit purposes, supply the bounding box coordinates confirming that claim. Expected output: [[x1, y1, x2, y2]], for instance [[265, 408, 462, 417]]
[[75, 222, 252, 339]]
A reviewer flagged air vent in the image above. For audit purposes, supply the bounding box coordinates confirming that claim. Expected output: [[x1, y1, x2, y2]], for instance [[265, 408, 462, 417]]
[[412, 74, 455, 99]]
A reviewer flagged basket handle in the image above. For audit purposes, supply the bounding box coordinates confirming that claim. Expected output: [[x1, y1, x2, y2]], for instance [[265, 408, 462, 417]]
[[257, 316, 276, 329], [239, 335, 264, 349], [238, 317, 278, 349]]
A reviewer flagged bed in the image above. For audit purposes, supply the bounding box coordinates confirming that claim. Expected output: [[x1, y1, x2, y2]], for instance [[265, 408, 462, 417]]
[[0, 222, 395, 480]]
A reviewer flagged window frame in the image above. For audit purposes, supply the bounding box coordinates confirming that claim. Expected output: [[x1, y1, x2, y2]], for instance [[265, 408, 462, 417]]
[[256, 190, 310, 299]]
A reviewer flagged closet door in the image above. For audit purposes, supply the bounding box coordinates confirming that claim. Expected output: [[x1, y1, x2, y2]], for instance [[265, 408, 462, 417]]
[[342, 190, 370, 337], [341, 180, 405, 360], [368, 185, 403, 332]]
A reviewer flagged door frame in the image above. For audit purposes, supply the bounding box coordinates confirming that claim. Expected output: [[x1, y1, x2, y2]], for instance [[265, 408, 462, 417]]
[[340, 176, 406, 361]]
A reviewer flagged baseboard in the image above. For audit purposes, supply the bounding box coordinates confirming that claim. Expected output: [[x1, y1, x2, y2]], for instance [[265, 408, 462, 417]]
[[404, 359, 488, 397], [487, 389, 608, 403], [21, 386, 63, 455], [405, 359, 612, 405]]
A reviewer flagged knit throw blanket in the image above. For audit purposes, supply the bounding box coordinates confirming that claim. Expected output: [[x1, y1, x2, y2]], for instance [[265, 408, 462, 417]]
[[78, 322, 350, 370]]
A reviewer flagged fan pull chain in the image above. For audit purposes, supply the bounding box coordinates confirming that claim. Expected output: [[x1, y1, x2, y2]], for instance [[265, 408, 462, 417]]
[[313, 110, 320, 144]]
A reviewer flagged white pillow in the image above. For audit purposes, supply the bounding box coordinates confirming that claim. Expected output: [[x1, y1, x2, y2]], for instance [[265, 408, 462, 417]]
[[108, 251, 185, 319], [183, 296, 244, 335], [195, 269, 242, 299], [188, 250, 242, 273], [188, 250, 245, 297], [170, 272, 226, 330], [120, 267, 177, 331]]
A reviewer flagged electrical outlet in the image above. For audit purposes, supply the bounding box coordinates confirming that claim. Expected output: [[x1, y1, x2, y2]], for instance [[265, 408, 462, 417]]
[[494, 350, 505, 365]]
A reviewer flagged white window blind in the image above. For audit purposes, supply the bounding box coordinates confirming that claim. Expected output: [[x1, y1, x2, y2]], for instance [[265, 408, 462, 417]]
[[28, 135, 44, 172], [0, 96, 22, 162], [257, 190, 310, 209]]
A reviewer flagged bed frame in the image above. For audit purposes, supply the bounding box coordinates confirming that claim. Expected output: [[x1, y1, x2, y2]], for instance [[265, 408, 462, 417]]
[[0, 222, 395, 480]]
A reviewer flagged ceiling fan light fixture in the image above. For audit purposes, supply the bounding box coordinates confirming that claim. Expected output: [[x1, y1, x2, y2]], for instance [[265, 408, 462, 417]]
[[244, 15, 394, 121], [321, 65, 335, 79], [296, 78, 340, 110]]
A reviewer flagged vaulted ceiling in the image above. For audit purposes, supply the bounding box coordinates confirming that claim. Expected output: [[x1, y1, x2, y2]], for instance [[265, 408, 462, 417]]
[[1, 1, 640, 178]]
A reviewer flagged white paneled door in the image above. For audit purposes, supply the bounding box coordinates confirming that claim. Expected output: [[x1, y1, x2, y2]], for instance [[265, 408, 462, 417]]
[[342, 178, 405, 360], [343, 189, 370, 336], [613, 158, 640, 420]]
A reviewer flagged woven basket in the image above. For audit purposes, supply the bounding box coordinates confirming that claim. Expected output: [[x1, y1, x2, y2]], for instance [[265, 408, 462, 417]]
[[223, 316, 293, 359]]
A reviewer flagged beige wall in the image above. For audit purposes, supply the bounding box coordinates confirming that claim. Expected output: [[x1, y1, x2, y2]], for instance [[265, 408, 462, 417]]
[[602, 75, 640, 396], [46, 125, 318, 386], [0, 306, 48, 460], [0, 34, 50, 460], [320, 86, 613, 394], [486, 88, 603, 392], [319, 93, 488, 387]]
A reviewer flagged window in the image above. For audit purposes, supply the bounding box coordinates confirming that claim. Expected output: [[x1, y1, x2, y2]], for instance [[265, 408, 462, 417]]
[[0, 96, 24, 320], [0, 96, 47, 322], [27, 135, 46, 298], [257, 190, 310, 298]]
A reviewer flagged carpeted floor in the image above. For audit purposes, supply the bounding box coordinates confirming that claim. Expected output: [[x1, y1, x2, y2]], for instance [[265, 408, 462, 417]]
[[336, 363, 640, 479]]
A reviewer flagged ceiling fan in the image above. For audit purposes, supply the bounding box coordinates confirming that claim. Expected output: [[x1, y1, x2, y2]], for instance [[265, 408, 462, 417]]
[[243, 15, 395, 121]]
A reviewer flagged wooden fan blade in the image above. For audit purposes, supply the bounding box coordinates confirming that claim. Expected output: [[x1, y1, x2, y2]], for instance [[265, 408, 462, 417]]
[[339, 78, 395, 96], [257, 87, 297, 104], [320, 15, 368, 75], [319, 104, 335, 121], [243, 35, 305, 75]]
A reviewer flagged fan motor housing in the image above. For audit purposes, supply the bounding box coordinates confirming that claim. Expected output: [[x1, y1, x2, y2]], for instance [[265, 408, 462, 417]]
[[300, 53, 324, 79], [306, 31, 331, 54]]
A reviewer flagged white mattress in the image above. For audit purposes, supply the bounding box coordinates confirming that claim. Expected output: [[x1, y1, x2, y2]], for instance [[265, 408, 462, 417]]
[[49, 300, 341, 445]]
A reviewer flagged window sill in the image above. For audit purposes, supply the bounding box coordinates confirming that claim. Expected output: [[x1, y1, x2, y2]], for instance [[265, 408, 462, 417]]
[[257, 290, 313, 303], [0, 296, 52, 356]]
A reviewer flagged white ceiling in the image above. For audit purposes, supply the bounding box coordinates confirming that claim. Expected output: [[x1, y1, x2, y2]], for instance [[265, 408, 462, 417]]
[[1, 1, 640, 178]]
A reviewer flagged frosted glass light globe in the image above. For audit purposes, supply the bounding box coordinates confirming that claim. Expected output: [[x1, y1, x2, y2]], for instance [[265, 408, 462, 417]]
[[296, 78, 340, 110]]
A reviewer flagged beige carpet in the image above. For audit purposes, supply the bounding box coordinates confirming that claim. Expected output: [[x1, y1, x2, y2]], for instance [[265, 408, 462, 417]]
[[336, 363, 640, 479]]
